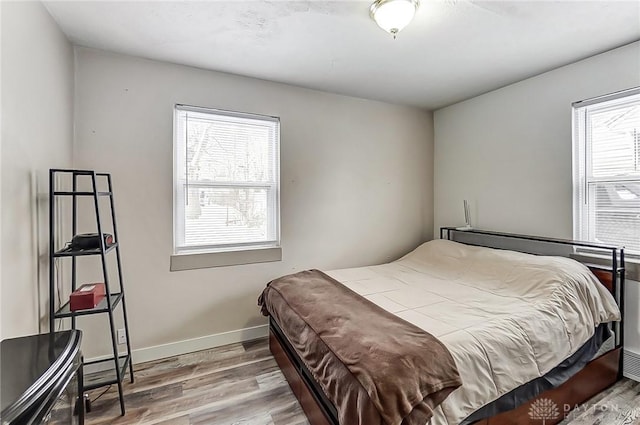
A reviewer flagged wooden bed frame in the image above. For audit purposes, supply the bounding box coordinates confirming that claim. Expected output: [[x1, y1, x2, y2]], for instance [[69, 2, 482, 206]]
[[267, 228, 626, 425]]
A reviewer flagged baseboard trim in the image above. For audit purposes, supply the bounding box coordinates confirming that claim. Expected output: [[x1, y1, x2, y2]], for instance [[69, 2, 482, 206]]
[[84, 324, 269, 374], [623, 348, 640, 382]]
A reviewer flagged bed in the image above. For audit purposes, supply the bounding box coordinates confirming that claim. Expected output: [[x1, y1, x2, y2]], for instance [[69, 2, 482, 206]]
[[259, 228, 625, 425]]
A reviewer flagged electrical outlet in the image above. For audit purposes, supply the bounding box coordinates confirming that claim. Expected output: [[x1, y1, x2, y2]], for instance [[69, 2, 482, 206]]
[[117, 329, 126, 345]]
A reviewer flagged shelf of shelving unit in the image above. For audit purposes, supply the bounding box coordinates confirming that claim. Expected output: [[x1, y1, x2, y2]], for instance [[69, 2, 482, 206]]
[[54, 293, 123, 319], [53, 191, 112, 196], [53, 243, 118, 258], [83, 354, 131, 391]]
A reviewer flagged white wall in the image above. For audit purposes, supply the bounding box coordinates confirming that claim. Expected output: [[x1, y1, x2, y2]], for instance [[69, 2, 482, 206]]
[[433, 42, 640, 356], [0, 1, 74, 338], [73, 47, 434, 358], [434, 41, 640, 237]]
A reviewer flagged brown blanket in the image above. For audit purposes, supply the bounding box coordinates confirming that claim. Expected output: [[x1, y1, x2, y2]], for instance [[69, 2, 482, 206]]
[[258, 269, 462, 425]]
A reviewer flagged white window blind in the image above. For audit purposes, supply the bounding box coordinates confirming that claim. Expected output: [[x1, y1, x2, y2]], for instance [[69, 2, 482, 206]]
[[573, 88, 640, 254], [173, 105, 280, 254]]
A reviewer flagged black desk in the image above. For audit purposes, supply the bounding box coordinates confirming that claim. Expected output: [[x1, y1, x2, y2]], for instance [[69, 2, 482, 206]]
[[1, 330, 83, 424]]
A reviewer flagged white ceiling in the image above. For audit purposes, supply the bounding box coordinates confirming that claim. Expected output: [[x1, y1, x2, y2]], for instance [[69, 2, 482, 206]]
[[44, 1, 640, 109]]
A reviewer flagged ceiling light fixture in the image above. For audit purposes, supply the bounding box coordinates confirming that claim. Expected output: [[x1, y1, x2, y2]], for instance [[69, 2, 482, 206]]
[[370, 0, 419, 38]]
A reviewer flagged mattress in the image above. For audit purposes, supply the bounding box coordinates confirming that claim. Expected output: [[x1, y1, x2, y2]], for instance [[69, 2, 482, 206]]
[[325, 239, 620, 425]]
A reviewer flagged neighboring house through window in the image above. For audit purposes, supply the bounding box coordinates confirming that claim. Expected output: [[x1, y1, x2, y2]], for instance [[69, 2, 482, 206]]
[[173, 105, 280, 259], [573, 88, 640, 255]]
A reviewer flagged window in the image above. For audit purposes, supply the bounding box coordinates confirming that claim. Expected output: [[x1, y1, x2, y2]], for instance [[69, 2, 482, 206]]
[[573, 88, 640, 255], [173, 105, 280, 257]]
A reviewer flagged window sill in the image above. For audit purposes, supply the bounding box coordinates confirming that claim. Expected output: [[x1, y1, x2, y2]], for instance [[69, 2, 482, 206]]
[[170, 246, 282, 271]]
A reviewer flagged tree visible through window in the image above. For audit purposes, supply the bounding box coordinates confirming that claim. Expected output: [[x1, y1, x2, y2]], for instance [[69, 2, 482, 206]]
[[174, 105, 280, 253], [573, 88, 640, 254]]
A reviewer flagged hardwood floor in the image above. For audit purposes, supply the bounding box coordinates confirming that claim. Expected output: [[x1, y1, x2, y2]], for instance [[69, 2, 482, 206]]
[[85, 338, 640, 425], [559, 377, 640, 425], [85, 338, 309, 425]]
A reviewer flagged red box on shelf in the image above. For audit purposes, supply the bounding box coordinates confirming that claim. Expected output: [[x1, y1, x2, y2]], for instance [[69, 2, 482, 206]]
[[69, 283, 106, 311]]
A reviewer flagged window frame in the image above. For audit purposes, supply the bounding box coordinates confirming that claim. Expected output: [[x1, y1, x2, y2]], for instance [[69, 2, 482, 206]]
[[172, 104, 281, 261], [572, 87, 640, 258]]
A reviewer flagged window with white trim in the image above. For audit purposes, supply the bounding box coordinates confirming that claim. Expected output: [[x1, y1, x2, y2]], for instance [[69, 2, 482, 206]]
[[573, 88, 640, 255], [173, 105, 280, 254]]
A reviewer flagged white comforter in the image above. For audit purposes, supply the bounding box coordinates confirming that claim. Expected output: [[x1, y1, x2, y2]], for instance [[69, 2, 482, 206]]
[[326, 239, 620, 425]]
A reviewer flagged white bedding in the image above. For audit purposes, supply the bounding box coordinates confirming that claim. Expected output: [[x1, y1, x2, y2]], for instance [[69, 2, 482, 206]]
[[325, 239, 620, 425]]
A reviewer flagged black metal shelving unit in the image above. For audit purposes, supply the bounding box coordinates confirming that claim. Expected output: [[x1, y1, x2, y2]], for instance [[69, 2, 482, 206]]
[[49, 169, 134, 416]]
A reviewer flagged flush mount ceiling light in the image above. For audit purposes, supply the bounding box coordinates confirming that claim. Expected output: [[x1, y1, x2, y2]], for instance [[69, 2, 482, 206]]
[[370, 0, 419, 38]]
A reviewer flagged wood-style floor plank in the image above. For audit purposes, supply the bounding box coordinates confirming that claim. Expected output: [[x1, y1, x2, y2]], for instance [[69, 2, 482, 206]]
[[85, 338, 639, 425]]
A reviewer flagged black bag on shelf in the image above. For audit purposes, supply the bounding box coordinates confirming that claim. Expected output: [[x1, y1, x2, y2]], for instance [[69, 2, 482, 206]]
[[69, 233, 114, 250]]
